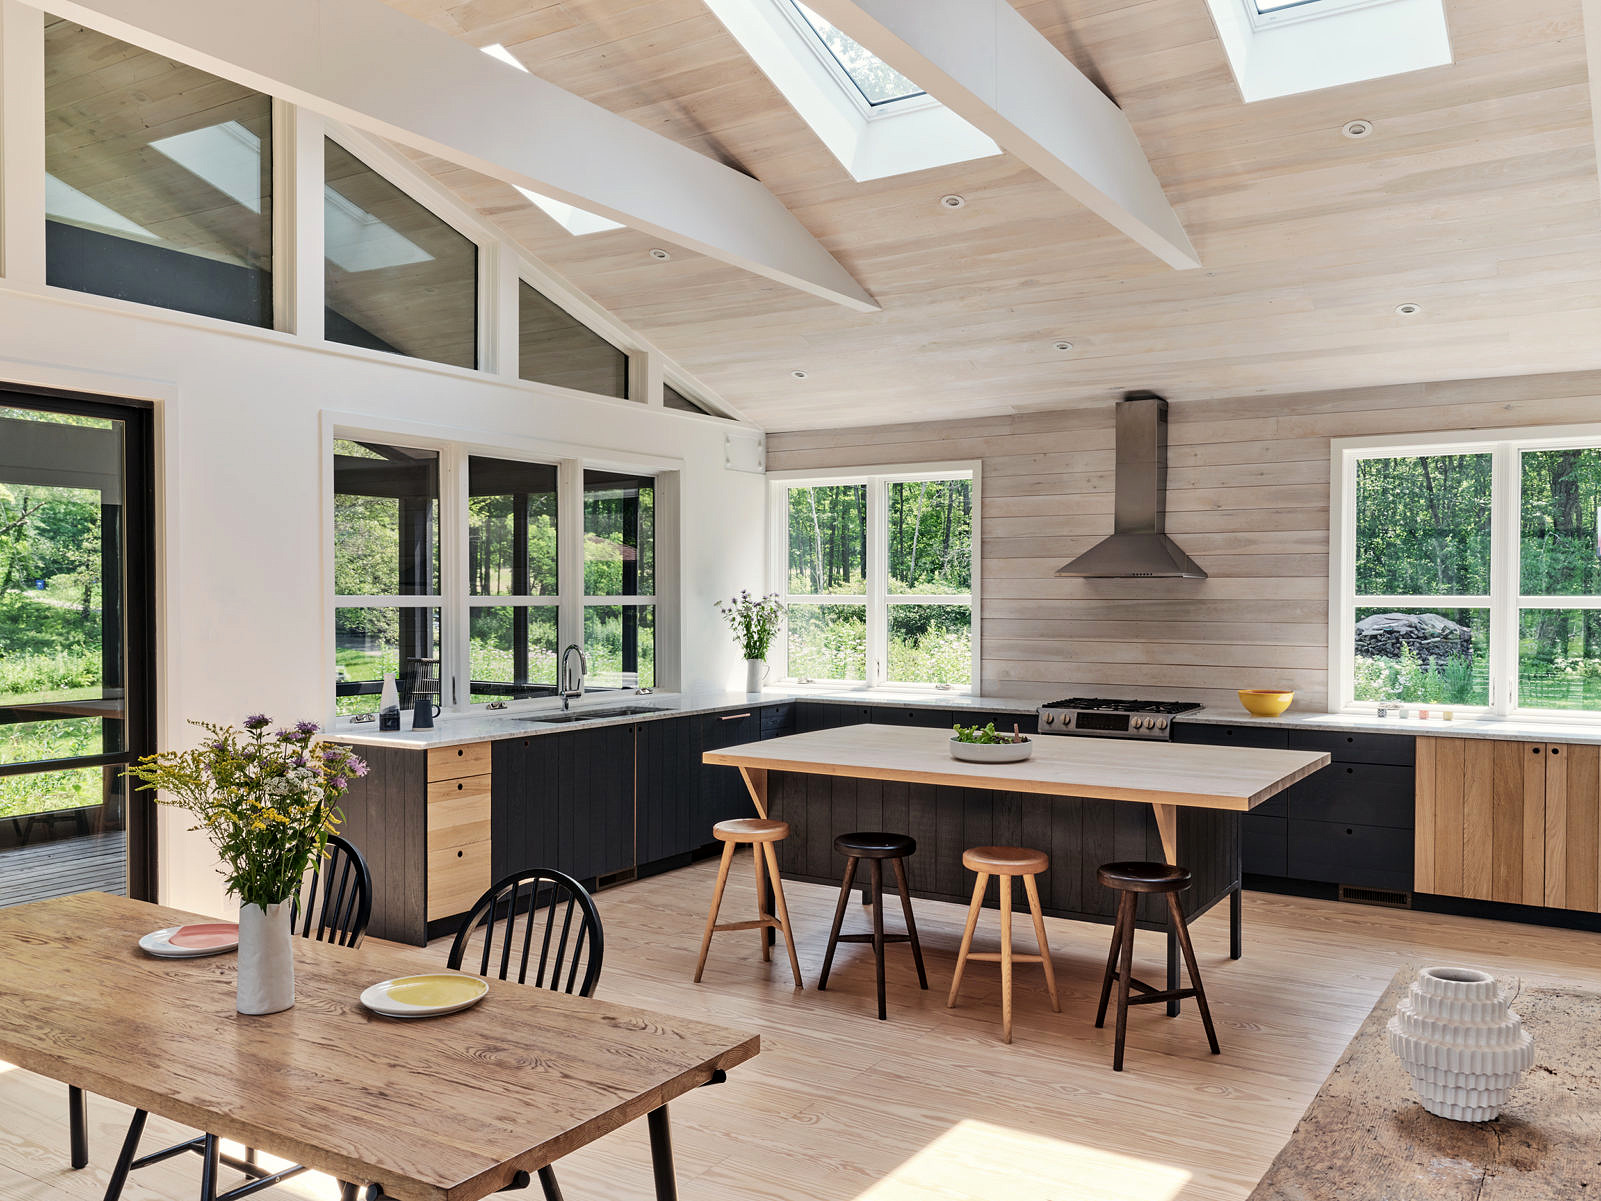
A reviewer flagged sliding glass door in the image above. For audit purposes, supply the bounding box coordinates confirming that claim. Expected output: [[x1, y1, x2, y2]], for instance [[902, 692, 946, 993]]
[[0, 389, 155, 905]]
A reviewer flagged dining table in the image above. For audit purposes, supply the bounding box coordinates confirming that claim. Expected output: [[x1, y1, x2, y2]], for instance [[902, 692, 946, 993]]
[[0, 892, 759, 1201]]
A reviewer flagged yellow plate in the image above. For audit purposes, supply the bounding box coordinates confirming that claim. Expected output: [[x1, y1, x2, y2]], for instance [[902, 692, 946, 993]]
[[360, 973, 488, 1019]]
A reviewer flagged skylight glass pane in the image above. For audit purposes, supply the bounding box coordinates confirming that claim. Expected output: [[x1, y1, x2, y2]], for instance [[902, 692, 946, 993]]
[[790, 2, 924, 106]]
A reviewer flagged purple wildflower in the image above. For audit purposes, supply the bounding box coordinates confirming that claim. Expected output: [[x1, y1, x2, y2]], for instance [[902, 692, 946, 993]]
[[291, 754, 308, 768], [330, 775, 348, 791], [351, 758, 370, 778], [295, 720, 320, 736], [242, 713, 271, 731]]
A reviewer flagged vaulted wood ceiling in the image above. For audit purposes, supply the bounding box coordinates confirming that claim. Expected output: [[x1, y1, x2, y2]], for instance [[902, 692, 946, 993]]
[[383, 0, 1599, 431]]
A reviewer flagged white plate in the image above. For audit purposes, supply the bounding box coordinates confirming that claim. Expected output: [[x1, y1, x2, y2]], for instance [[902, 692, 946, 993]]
[[139, 922, 239, 959], [360, 973, 489, 1019]]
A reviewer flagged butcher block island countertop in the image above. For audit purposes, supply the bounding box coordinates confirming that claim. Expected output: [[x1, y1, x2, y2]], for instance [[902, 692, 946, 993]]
[[703, 724, 1330, 813]]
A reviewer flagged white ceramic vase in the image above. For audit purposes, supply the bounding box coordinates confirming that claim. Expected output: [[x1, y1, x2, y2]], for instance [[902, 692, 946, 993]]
[[1387, 966, 1534, 1122], [745, 658, 767, 694], [236, 900, 295, 1015]]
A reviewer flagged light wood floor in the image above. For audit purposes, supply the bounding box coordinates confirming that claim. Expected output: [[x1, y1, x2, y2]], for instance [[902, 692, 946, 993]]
[[4, 861, 1600, 1201]]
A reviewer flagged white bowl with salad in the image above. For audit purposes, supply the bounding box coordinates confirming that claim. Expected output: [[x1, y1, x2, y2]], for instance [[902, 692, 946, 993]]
[[949, 722, 1034, 763]]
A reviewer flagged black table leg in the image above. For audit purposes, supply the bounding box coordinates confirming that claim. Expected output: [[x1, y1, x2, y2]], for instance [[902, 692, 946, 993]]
[[199, 1134, 221, 1201], [1230, 886, 1243, 960], [537, 1165, 565, 1200], [103, 1109, 147, 1201], [647, 1105, 677, 1201], [1166, 928, 1180, 1018], [68, 1084, 88, 1169]]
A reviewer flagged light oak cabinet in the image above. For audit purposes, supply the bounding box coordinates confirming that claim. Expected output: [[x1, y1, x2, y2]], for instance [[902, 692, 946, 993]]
[[424, 747, 492, 922], [1416, 738, 1600, 912]]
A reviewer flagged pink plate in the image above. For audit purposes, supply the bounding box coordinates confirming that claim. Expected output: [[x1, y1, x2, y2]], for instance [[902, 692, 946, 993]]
[[168, 922, 239, 949]]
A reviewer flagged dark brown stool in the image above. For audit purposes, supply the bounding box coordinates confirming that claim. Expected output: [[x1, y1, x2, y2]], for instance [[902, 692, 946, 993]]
[[818, 832, 927, 1019], [1094, 861, 1219, 1071], [694, 818, 803, 989], [947, 845, 1060, 1043]]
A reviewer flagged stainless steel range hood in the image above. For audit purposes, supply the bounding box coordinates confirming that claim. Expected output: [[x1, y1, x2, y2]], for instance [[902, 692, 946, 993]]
[[1055, 392, 1207, 579]]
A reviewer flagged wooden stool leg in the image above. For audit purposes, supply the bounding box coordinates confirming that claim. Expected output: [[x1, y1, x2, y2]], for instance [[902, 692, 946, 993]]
[[1022, 872, 1059, 1013], [947, 871, 989, 1007], [753, 840, 770, 963], [762, 842, 804, 990], [891, 856, 927, 989], [999, 873, 1015, 1044], [870, 858, 887, 1020], [1113, 891, 1137, 1071], [693, 841, 736, 983], [1095, 891, 1130, 1028], [1168, 892, 1221, 1055], [817, 856, 859, 991]]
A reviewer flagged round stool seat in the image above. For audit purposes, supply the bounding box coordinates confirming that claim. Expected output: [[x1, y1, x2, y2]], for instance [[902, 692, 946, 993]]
[[1097, 860, 1192, 893], [834, 831, 916, 859], [713, 817, 791, 844], [962, 845, 1048, 875]]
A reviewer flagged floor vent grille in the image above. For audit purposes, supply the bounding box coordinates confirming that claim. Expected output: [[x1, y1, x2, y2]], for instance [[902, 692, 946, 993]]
[[597, 868, 637, 891], [1339, 884, 1411, 909]]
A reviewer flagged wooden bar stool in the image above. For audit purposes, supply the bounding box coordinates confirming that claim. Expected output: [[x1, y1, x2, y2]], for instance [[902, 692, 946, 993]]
[[818, 832, 928, 1020], [1094, 861, 1219, 1072], [693, 818, 803, 989], [946, 845, 1060, 1043]]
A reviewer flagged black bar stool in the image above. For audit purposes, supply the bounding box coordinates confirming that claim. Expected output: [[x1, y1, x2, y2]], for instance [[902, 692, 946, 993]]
[[818, 832, 927, 1019], [1094, 860, 1220, 1071]]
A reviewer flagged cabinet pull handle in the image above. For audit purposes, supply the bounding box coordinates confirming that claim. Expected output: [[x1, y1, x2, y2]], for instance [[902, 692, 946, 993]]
[[456, 850, 463, 858], [1532, 746, 1542, 754], [1551, 747, 1560, 756], [721, 713, 753, 721], [456, 782, 463, 790]]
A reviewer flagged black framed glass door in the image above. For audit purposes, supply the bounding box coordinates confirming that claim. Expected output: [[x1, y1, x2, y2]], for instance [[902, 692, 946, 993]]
[[0, 388, 155, 905]]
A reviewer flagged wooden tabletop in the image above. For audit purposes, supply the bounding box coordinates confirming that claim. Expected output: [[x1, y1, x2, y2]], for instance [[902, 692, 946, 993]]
[[704, 725, 1329, 811], [0, 893, 758, 1201]]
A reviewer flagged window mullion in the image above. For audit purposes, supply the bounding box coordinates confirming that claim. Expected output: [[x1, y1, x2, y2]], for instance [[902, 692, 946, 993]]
[[867, 477, 888, 686], [1489, 442, 1518, 716], [442, 446, 469, 711], [557, 459, 584, 666]]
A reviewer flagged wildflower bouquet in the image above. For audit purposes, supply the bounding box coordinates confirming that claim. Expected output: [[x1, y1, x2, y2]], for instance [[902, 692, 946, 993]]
[[126, 715, 367, 908], [716, 591, 786, 661]]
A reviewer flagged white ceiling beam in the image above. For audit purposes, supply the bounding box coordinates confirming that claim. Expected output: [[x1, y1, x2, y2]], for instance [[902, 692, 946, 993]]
[[31, 0, 880, 312], [802, 0, 1200, 270]]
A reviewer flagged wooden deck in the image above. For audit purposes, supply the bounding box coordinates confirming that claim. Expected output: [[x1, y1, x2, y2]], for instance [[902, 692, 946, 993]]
[[0, 830, 125, 908]]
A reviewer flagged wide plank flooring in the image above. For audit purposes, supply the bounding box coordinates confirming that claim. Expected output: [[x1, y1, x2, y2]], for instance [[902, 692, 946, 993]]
[[3, 861, 1599, 1201]]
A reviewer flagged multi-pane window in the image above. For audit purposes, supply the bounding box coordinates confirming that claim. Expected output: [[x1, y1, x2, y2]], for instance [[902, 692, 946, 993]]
[[467, 457, 559, 703], [1336, 432, 1601, 715], [44, 20, 273, 326], [519, 283, 629, 398], [324, 140, 478, 369], [776, 471, 976, 689], [584, 471, 655, 688], [332, 440, 443, 715]]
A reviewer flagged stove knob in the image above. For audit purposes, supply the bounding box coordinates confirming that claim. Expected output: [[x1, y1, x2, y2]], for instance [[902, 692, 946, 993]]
[[1133, 718, 1146, 730], [1042, 712, 1055, 726], [1156, 718, 1168, 730]]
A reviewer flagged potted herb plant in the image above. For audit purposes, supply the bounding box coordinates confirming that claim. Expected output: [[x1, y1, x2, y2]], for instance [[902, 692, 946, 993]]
[[126, 715, 366, 1015], [716, 591, 785, 694]]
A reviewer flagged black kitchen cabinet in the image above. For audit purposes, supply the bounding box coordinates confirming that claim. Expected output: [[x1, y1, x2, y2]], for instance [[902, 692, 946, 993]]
[[796, 701, 874, 731], [636, 716, 698, 867], [695, 708, 763, 836], [491, 723, 634, 887]]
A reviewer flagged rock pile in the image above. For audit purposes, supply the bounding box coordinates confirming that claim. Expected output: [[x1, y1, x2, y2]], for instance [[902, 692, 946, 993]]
[[1355, 612, 1472, 667]]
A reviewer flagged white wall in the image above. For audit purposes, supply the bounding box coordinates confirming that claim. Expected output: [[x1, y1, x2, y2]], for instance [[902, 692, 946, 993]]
[[0, 285, 766, 916]]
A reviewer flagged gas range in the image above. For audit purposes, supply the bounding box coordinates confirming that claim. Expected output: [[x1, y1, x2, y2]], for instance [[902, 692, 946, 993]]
[[1035, 697, 1202, 741]]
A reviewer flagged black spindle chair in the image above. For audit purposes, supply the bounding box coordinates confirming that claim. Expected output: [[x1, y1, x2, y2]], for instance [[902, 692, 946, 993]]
[[448, 868, 605, 1201], [100, 836, 374, 1201]]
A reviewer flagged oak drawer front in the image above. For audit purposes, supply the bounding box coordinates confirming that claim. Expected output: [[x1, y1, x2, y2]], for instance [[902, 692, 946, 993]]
[[426, 742, 491, 781], [1288, 730, 1415, 767], [427, 839, 490, 921], [1243, 813, 1288, 877], [427, 786, 491, 850], [427, 773, 491, 809], [1288, 819, 1412, 891], [1288, 763, 1414, 829]]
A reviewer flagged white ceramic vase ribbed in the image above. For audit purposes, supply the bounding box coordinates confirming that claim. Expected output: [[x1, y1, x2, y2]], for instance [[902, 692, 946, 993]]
[[745, 658, 767, 694], [1387, 966, 1534, 1122], [236, 900, 295, 1016]]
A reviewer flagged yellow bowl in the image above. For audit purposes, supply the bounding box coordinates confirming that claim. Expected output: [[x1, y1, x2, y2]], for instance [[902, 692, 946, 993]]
[[1238, 689, 1294, 718]]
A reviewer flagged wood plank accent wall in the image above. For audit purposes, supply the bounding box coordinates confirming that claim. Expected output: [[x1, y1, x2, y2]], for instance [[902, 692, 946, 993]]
[[767, 372, 1601, 710]]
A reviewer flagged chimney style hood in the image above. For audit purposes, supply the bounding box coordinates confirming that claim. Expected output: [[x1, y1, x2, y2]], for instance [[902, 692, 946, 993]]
[[1055, 392, 1207, 579]]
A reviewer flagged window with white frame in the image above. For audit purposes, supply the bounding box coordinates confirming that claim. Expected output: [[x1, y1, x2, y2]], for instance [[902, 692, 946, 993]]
[[1332, 429, 1601, 716], [774, 470, 977, 689], [334, 434, 667, 717]]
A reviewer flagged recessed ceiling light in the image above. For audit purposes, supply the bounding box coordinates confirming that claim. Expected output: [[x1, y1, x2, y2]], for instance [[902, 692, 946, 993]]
[[648, 247, 671, 261], [939, 194, 966, 210], [1052, 340, 1074, 353], [1342, 119, 1374, 140], [1394, 302, 1422, 316], [791, 370, 810, 380]]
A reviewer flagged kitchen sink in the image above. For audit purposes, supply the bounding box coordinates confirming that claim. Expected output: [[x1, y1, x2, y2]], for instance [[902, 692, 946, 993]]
[[520, 705, 665, 724]]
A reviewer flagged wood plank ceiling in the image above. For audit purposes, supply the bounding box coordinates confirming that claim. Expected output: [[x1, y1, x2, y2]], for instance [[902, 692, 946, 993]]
[[381, 0, 1600, 431]]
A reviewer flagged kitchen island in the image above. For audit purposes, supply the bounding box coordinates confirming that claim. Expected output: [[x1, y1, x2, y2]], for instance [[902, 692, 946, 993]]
[[705, 725, 1329, 994]]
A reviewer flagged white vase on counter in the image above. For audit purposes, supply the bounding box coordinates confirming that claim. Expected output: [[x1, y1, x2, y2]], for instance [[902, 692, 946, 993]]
[[745, 658, 767, 694], [1387, 966, 1534, 1122], [236, 900, 295, 1015]]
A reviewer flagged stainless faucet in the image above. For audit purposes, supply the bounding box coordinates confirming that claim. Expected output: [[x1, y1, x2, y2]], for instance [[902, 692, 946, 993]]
[[559, 644, 587, 710]]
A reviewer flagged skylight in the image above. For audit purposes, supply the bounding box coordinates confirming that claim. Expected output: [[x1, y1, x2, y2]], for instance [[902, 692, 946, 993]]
[[323, 186, 434, 273], [44, 173, 155, 240], [151, 121, 264, 213], [788, 2, 924, 107]]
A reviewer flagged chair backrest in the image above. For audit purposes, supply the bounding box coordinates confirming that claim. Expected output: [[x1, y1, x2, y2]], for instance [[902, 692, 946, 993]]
[[446, 867, 604, 998], [292, 834, 373, 947]]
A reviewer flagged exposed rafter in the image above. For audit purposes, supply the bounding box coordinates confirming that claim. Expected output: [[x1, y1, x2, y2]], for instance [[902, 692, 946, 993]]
[[29, 0, 880, 312], [801, 0, 1200, 270]]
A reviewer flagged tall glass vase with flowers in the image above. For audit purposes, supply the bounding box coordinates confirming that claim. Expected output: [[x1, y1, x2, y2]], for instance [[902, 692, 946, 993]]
[[126, 715, 367, 1014], [716, 591, 785, 694]]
